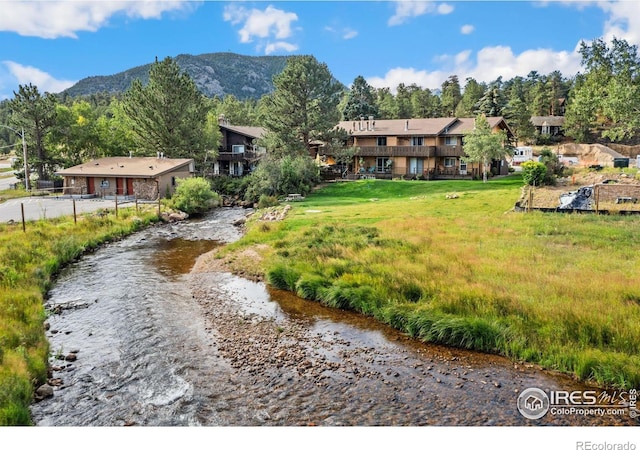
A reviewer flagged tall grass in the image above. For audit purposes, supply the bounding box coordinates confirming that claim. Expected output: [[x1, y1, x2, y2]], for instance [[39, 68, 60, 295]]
[[237, 175, 640, 389], [0, 206, 159, 425]]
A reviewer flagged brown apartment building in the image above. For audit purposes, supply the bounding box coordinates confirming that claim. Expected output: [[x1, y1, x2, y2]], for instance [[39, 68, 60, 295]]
[[325, 116, 513, 179]]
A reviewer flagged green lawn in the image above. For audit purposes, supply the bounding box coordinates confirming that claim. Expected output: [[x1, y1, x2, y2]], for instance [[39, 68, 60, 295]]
[[231, 174, 640, 389]]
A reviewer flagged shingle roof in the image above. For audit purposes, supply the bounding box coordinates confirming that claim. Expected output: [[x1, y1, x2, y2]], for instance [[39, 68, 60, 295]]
[[531, 116, 565, 127], [447, 116, 509, 135], [337, 117, 510, 136], [337, 117, 458, 136], [56, 157, 194, 178], [220, 124, 266, 139]]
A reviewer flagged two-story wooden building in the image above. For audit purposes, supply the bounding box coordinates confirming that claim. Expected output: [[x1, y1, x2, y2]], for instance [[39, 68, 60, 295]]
[[215, 115, 266, 176], [330, 116, 513, 179]]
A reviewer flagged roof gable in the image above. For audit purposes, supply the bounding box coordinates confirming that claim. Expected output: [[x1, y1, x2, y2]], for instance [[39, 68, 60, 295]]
[[56, 157, 194, 178]]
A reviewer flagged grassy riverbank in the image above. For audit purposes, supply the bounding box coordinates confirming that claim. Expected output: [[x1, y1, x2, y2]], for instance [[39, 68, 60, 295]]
[[0, 207, 160, 425], [225, 175, 640, 389]]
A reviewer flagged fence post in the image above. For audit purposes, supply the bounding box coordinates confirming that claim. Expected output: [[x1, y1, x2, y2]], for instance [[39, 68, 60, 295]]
[[115, 195, 118, 217], [73, 199, 77, 224], [157, 195, 161, 217], [528, 187, 533, 212], [21, 203, 25, 232], [595, 184, 600, 215]]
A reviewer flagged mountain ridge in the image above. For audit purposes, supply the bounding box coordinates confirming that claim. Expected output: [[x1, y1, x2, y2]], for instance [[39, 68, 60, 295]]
[[61, 52, 292, 100]]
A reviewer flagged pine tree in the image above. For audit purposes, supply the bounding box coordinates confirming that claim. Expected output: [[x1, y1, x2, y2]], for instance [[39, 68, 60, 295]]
[[8, 83, 58, 181], [262, 55, 344, 157], [122, 56, 212, 171], [342, 76, 378, 121]]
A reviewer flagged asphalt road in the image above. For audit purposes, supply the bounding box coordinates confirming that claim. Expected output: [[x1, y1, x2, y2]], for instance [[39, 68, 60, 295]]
[[0, 196, 134, 223], [0, 162, 143, 223], [0, 162, 18, 190]]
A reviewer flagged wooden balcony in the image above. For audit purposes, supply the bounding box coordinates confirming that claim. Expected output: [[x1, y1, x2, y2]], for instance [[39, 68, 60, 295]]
[[216, 150, 257, 161], [352, 145, 465, 158]]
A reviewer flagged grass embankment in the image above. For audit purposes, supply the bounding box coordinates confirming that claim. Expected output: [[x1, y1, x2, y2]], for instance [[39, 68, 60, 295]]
[[0, 207, 160, 425], [225, 175, 640, 389]]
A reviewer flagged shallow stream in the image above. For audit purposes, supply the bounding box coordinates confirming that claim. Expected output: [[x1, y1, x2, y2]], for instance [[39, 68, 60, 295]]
[[30, 207, 636, 426]]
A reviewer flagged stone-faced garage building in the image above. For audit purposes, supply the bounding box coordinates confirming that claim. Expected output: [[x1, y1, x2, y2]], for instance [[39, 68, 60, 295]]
[[57, 157, 194, 200]]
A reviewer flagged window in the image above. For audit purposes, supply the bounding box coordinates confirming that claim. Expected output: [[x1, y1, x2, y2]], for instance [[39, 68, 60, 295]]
[[100, 179, 109, 188], [232, 145, 245, 154], [444, 157, 456, 168], [377, 137, 387, 146], [411, 136, 424, 146], [409, 158, 424, 174], [459, 159, 467, 175], [444, 136, 457, 146], [377, 157, 390, 172]]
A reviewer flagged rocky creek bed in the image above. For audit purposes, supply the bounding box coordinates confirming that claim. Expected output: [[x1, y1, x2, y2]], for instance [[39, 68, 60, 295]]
[[30, 207, 637, 426]]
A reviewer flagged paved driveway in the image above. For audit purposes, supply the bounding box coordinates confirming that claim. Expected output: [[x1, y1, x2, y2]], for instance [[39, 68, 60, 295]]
[[0, 162, 18, 190], [0, 196, 134, 223]]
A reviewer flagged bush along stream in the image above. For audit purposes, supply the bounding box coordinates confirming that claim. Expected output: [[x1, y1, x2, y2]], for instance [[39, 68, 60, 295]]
[[28, 206, 638, 425]]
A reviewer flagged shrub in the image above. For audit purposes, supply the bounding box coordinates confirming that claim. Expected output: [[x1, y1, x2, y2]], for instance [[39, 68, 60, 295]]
[[170, 177, 220, 215], [243, 154, 320, 203], [521, 160, 548, 186], [257, 194, 279, 209]]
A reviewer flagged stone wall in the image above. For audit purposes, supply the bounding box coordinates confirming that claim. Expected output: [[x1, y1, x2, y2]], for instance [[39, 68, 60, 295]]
[[134, 179, 158, 200], [62, 176, 88, 195]]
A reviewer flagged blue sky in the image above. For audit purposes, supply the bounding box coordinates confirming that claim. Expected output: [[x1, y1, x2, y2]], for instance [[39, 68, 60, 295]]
[[1, 1, 639, 101]]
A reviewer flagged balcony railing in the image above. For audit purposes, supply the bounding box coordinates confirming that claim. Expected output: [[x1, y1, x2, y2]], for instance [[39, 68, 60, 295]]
[[351, 145, 465, 158], [217, 150, 257, 161]]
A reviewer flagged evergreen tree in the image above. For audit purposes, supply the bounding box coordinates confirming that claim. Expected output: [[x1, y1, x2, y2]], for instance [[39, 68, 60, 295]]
[[262, 55, 343, 157], [440, 75, 462, 117], [341, 75, 379, 121], [565, 38, 640, 142], [8, 83, 58, 181], [122, 56, 213, 171], [395, 83, 413, 119], [410, 86, 440, 118], [455, 78, 485, 117], [474, 78, 505, 117], [375, 87, 399, 119]]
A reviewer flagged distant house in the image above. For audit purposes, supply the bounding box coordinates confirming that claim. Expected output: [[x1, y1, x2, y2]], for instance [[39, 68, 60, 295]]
[[215, 115, 266, 176], [56, 156, 194, 200], [326, 116, 513, 179], [531, 116, 565, 137], [511, 146, 534, 166]]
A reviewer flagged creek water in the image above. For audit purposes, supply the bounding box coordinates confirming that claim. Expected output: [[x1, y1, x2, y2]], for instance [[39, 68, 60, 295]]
[[30, 207, 636, 426]]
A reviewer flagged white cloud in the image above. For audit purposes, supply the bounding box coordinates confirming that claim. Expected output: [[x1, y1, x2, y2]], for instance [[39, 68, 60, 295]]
[[367, 67, 449, 93], [265, 41, 298, 55], [0, 1, 196, 39], [461, 24, 475, 35], [388, 1, 454, 26], [343, 28, 359, 40], [367, 46, 582, 92], [224, 4, 298, 43], [324, 25, 358, 40], [599, 0, 640, 46], [437, 3, 454, 15], [2, 61, 76, 94]]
